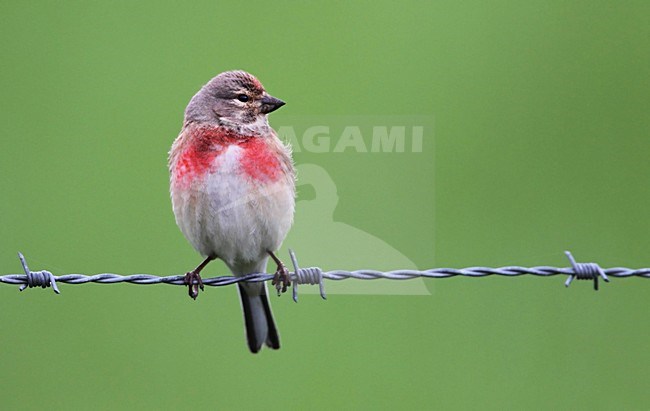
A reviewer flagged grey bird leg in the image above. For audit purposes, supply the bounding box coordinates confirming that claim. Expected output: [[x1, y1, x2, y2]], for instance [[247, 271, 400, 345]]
[[268, 251, 290, 296], [184, 256, 215, 300]]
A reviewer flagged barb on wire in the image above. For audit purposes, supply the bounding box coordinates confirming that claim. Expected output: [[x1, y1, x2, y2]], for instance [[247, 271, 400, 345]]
[[564, 251, 608, 290], [289, 249, 326, 302], [2, 251, 649, 300], [17, 252, 59, 294]]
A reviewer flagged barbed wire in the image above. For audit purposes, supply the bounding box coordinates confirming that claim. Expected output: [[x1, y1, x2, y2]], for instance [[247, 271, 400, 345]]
[[2, 250, 649, 302]]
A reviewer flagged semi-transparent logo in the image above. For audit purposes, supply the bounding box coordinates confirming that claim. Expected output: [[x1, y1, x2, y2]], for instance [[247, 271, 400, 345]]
[[275, 115, 434, 295]]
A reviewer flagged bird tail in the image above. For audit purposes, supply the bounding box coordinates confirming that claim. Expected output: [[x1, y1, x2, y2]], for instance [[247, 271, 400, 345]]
[[237, 281, 280, 353]]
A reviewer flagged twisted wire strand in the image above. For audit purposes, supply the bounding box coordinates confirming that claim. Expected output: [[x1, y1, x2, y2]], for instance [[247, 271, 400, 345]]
[[2, 251, 649, 297]]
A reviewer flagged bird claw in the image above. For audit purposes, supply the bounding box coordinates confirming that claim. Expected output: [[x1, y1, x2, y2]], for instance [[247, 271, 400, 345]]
[[184, 271, 204, 300], [271, 262, 290, 296]]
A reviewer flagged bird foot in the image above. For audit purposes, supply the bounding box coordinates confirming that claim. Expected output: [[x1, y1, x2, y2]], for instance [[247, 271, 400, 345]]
[[184, 271, 204, 300], [271, 261, 290, 296]]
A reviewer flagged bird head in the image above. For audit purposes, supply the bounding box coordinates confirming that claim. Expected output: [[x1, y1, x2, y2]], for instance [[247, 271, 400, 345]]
[[184, 70, 285, 130]]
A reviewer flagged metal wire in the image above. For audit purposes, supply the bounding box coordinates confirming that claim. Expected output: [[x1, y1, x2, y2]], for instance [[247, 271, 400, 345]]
[[2, 250, 649, 299]]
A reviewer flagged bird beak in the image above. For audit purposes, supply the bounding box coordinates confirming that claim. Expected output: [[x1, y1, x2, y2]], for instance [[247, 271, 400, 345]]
[[260, 94, 285, 114]]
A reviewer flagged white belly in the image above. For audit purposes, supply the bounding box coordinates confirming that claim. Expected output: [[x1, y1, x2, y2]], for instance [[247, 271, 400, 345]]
[[171, 144, 295, 268]]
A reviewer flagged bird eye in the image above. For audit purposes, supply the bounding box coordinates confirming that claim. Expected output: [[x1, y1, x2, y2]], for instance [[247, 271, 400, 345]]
[[237, 94, 249, 102]]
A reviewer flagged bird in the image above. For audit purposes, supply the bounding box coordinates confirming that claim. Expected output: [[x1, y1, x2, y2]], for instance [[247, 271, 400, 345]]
[[168, 70, 295, 353]]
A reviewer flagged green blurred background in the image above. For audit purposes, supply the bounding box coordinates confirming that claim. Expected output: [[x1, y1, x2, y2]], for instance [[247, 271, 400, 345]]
[[1, 1, 648, 410]]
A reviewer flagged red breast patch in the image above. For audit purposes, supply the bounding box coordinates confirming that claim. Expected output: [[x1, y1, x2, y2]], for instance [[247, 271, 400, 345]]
[[173, 125, 282, 187], [239, 137, 283, 182]]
